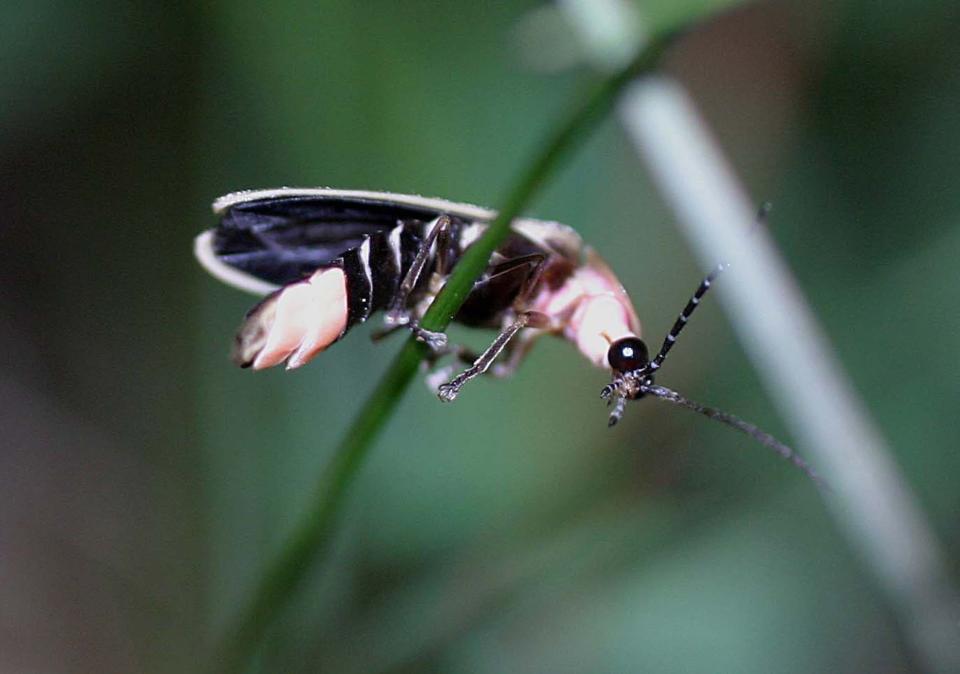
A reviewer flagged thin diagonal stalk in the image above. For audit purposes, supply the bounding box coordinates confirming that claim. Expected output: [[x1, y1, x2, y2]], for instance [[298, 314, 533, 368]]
[[562, 3, 960, 669], [620, 75, 960, 674], [213, 32, 675, 674]]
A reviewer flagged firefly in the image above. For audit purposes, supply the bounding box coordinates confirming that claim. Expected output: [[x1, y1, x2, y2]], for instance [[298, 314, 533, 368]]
[[195, 188, 820, 483]]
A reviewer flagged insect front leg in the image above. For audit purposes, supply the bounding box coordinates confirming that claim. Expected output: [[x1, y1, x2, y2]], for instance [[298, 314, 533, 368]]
[[487, 328, 542, 378], [437, 310, 553, 402], [422, 343, 481, 392], [436, 253, 551, 401], [423, 332, 537, 393]]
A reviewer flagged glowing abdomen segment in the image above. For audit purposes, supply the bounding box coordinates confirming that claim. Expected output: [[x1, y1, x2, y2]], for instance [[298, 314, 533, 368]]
[[232, 267, 348, 370]]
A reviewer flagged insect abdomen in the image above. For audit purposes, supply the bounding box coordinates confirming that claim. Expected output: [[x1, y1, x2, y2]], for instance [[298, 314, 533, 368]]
[[340, 227, 411, 328]]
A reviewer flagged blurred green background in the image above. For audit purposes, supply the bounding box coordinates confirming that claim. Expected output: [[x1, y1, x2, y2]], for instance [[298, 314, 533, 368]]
[[2, 0, 959, 672]]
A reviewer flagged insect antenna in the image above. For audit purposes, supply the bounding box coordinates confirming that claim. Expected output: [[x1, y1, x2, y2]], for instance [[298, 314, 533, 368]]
[[646, 261, 727, 374], [639, 382, 825, 487], [646, 203, 772, 375]]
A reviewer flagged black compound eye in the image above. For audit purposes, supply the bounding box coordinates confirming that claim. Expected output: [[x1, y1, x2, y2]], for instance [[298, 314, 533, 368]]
[[607, 337, 649, 372]]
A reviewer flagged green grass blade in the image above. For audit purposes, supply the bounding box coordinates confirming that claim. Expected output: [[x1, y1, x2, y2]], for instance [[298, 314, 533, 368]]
[[213, 31, 675, 674]]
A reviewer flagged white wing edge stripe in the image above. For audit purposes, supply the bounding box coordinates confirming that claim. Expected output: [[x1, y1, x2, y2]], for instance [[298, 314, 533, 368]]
[[211, 187, 583, 252], [212, 187, 497, 222], [193, 230, 279, 297], [203, 188, 586, 295]]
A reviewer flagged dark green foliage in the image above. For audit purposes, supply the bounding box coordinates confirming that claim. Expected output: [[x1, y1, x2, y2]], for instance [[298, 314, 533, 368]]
[[2, 1, 958, 673]]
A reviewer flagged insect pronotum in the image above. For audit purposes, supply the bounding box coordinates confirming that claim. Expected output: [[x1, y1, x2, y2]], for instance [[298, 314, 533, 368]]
[[195, 188, 821, 484]]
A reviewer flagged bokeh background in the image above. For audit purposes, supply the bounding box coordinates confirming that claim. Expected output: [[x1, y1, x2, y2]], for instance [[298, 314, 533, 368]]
[[2, 0, 959, 672]]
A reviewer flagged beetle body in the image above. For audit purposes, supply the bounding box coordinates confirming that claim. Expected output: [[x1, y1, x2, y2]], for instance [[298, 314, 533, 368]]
[[195, 189, 821, 482], [195, 188, 640, 377]]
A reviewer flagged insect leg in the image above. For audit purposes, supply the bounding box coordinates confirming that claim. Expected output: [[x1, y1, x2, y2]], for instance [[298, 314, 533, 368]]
[[437, 310, 552, 402], [371, 317, 452, 347], [510, 254, 549, 309], [423, 345, 481, 392], [382, 214, 452, 349], [434, 253, 550, 387], [423, 325, 538, 395], [488, 328, 542, 378], [386, 214, 451, 321], [494, 253, 556, 378], [607, 393, 627, 427]]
